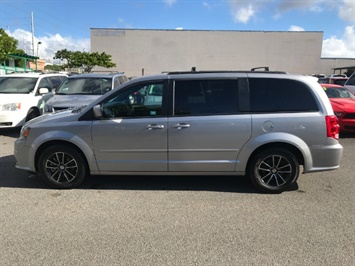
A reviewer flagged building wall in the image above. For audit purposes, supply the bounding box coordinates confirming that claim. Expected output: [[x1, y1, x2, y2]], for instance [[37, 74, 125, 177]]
[[319, 58, 355, 76], [91, 29, 324, 77]]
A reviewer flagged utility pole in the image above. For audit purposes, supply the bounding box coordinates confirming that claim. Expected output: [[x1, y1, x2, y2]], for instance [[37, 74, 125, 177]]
[[31, 12, 35, 56]]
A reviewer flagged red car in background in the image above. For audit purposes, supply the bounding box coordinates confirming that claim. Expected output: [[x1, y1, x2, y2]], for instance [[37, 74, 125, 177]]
[[321, 83, 355, 133]]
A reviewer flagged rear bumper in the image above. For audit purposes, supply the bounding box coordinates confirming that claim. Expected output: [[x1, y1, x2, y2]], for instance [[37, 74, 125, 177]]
[[305, 143, 343, 173]]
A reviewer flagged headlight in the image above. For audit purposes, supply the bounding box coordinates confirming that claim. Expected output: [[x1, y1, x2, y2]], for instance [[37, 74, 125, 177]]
[[0, 103, 21, 111], [19, 126, 31, 140], [334, 112, 342, 117]]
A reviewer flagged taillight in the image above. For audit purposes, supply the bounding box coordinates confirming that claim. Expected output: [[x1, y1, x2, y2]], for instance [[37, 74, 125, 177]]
[[325, 115, 339, 140]]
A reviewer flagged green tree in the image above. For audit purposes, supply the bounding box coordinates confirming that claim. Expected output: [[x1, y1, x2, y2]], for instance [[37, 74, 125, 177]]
[[44, 64, 65, 72], [0, 28, 18, 64], [54, 49, 116, 73]]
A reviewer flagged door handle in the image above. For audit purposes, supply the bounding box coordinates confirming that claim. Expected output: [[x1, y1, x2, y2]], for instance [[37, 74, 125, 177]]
[[146, 124, 164, 130], [172, 123, 190, 129]]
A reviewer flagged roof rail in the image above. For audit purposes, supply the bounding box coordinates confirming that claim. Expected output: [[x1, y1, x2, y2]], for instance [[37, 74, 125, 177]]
[[251, 66, 269, 71], [164, 70, 287, 75]]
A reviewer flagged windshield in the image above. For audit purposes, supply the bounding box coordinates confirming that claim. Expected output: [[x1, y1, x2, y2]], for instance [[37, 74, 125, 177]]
[[324, 87, 355, 99], [56, 78, 112, 95], [0, 77, 38, 94]]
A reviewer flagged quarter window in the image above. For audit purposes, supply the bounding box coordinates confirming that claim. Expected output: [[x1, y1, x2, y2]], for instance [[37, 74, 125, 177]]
[[174, 79, 238, 115], [249, 78, 319, 112]]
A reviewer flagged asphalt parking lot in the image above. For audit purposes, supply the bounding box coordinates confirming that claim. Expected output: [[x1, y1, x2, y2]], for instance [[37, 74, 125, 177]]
[[0, 128, 354, 266]]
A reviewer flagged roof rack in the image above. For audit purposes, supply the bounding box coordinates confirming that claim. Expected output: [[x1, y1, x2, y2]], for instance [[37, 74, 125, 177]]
[[164, 66, 287, 75], [165, 70, 287, 75]]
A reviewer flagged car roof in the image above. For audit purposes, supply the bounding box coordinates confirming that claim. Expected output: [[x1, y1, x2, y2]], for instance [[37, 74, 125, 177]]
[[2, 72, 67, 78], [68, 73, 126, 79]]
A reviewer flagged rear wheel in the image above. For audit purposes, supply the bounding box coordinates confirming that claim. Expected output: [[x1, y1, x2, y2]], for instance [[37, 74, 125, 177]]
[[38, 145, 87, 189], [249, 148, 299, 193]]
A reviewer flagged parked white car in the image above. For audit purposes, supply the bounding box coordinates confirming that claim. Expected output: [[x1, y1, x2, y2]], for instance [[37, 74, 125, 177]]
[[0, 73, 67, 128]]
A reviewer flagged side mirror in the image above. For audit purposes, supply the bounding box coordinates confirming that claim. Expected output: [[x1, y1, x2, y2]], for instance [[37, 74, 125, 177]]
[[39, 88, 49, 94], [93, 104, 103, 119]]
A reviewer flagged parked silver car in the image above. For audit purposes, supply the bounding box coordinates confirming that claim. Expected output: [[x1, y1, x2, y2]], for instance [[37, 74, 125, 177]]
[[14, 70, 343, 193], [344, 72, 355, 95]]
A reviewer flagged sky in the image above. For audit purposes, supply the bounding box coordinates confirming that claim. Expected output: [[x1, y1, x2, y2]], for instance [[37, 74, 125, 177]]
[[0, 0, 354, 64]]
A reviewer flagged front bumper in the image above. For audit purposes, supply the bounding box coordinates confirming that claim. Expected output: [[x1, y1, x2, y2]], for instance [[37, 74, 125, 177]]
[[14, 138, 36, 173]]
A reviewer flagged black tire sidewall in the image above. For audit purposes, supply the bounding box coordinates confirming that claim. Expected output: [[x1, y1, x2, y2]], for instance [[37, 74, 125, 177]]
[[249, 148, 299, 193], [38, 145, 86, 189], [26, 108, 40, 122]]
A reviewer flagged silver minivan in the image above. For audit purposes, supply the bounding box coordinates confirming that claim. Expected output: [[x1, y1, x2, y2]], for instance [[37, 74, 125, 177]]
[[14, 70, 343, 193]]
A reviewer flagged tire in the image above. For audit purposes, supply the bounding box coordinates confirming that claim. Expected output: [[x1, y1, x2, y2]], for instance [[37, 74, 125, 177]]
[[38, 145, 87, 189], [249, 148, 299, 193], [26, 108, 40, 122]]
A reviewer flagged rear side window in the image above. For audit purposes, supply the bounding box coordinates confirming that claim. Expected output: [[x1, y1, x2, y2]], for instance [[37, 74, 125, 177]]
[[249, 78, 319, 112], [174, 79, 238, 115]]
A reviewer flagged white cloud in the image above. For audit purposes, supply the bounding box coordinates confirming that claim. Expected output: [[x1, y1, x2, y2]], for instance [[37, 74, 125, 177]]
[[203, 2, 212, 10], [289, 25, 305, 31], [229, 1, 257, 23], [9, 29, 90, 63], [338, 0, 355, 22], [164, 0, 177, 7], [322, 26, 355, 57]]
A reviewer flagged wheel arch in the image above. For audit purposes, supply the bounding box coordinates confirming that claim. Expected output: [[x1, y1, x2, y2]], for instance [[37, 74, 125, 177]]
[[245, 142, 305, 174], [26, 107, 40, 119], [35, 140, 89, 172]]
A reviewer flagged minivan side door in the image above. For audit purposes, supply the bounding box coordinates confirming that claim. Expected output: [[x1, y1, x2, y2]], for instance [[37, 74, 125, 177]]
[[91, 80, 168, 173], [168, 77, 252, 172]]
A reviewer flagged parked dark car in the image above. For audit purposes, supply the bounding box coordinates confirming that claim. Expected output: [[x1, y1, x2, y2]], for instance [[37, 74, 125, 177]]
[[44, 72, 128, 113]]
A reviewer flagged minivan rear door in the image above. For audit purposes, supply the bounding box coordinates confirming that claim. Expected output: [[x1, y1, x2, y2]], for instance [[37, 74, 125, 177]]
[[168, 78, 251, 172]]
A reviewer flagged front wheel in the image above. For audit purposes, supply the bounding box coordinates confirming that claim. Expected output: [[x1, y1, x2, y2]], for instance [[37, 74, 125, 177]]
[[26, 108, 40, 122], [38, 145, 87, 189], [248, 148, 299, 193]]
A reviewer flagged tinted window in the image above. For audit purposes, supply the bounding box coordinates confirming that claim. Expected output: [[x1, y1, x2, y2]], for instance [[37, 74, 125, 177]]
[[249, 78, 319, 112], [50, 76, 65, 90], [174, 79, 238, 115], [38, 77, 52, 92], [346, 74, 355, 86]]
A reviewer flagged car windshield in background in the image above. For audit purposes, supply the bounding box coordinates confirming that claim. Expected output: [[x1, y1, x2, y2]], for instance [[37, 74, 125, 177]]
[[0, 77, 37, 94], [56, 78, 112, 95], [324, 87, 355, 99]]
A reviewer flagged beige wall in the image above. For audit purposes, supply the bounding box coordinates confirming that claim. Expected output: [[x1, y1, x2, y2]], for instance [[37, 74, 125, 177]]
[[91, 29, 325, 77], [319, 58, 355, 76]]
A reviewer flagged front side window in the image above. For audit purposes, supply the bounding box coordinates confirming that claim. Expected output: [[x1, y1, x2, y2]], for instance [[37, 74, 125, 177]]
[[50, 76, 66, 90], [0, 77, 37, 94], [174, 79, 238, 116], [249, 78, 319, 112], [38, 77, 52, 92], [101, 82, 164, 118]]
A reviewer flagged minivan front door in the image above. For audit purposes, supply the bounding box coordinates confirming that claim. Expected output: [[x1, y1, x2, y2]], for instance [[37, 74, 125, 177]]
[[91, 81, 168, 173]]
